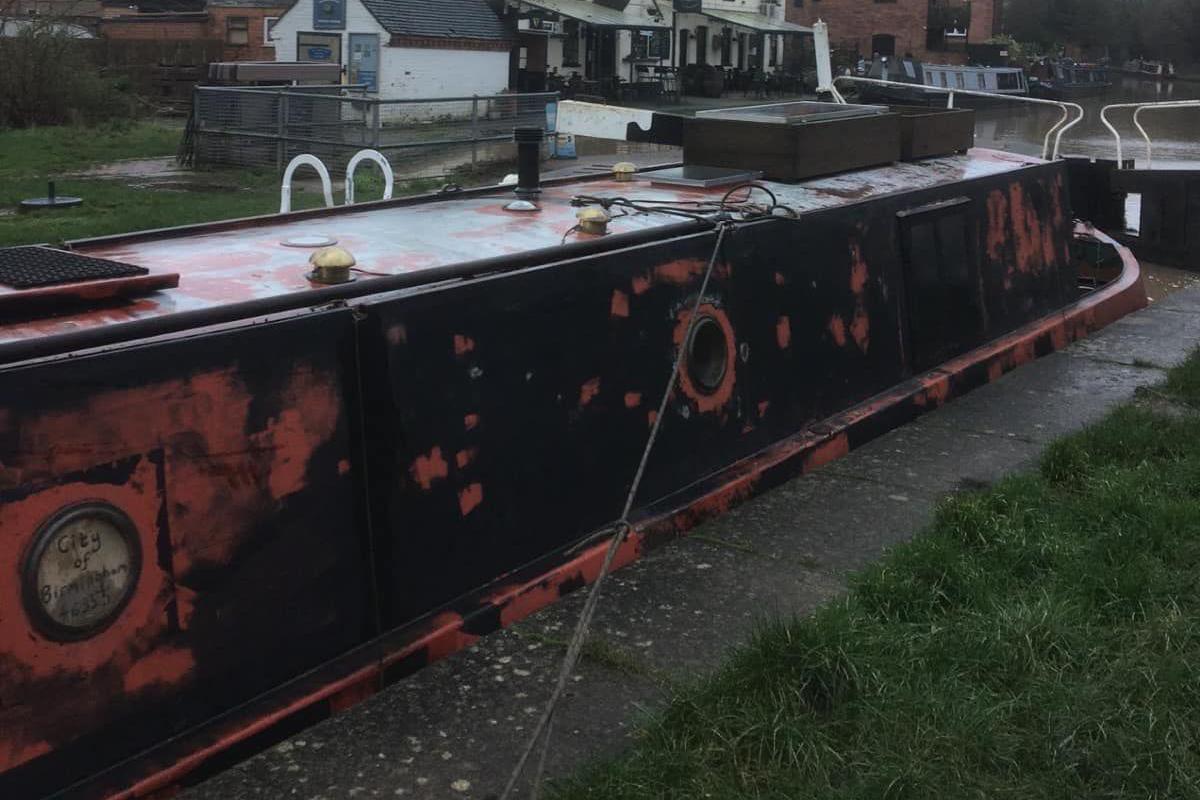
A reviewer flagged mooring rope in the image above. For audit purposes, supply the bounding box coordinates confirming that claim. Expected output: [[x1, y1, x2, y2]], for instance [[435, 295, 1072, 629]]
[[498, 220, 733, 800]]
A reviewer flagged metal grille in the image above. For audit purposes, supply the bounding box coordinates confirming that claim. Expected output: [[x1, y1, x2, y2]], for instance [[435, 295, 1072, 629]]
[[0, 247, 148, 289], [189, 87, 559, 178]]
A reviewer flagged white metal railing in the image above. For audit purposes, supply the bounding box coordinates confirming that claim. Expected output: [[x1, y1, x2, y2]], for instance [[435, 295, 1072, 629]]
[[831, 76, 1086, 161], [1099, 100, 1200, 168]]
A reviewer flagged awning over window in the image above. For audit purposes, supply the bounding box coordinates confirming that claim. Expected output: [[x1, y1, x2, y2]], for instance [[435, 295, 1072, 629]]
[[520, 0, 670, 30], [701, 9, 812, 34]]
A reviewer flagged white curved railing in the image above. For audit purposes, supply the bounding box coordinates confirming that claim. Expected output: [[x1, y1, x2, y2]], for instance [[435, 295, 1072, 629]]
[[344, 149, 395, 206], [832, 76, 1086, 161], [1100, 100, 1200, 168], [279, 154, 335, 214]]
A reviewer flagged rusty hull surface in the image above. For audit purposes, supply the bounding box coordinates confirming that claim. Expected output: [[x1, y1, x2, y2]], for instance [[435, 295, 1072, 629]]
[[0, 148, 1147, 799]]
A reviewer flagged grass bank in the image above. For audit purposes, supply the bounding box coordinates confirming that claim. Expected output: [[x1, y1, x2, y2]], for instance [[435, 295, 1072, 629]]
[[554, 352, 1200, 799], [0, 121, 453, 247]]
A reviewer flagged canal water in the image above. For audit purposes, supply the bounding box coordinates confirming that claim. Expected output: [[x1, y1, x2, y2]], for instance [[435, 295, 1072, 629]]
[[974, 76, 1200, 167]]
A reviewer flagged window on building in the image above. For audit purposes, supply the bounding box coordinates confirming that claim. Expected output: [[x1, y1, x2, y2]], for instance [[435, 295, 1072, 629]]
[[720, 27, 732, 66], [871, 33, 895, 57], [562, 19, 580, 66], [226, 16, 249, 46], [695, 25, 708, 65], [768, 34, 777, 66], [264, 16, 279, 45], [631, 29, 670, 60]]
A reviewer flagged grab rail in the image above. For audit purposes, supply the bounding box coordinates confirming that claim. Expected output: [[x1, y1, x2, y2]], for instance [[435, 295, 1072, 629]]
[[1099, 100, 1200, 168], [831, 76, 1085, 161], [344, 149, 395, 206], [279, 154, 335, 214]]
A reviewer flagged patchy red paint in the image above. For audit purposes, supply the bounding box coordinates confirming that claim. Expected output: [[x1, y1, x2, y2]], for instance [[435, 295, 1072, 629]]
[[673, 303, 738, 415], [986, 189, 1008, 264], [776, 316, 791, 349], [410, 447, 449, 490], [610, 290, 630, 318], [464, 413, 480, 431], [579, 377, 602, 408], [337, 459, 351, 476], [647, 410, 658, 427], [123, 647, 195, 694], [328, 678, 379, 713], [455, 448, 476, 469], [828, 315, 848, 347], [774, 272, 786, 286], [386, 324, 407, 345], [453, 335, 475, 356], [850, 308, 871, 354], [624, 392, 642, 409], [757, 400, 770, 418], [848, 244, 869, 297], [632, 275, 652, 295], [1008, 182, 1053, 275], [458, 483, 484, 516], [804, 433, 850, 470]]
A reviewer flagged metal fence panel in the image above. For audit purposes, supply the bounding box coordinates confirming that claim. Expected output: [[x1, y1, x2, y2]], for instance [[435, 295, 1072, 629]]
[[190, 88, 558, 179]]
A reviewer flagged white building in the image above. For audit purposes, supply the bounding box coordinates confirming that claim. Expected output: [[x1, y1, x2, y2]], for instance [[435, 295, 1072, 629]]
[[673, 0, 808, 73], [271, 0, 512, 99], [508, 0, 810, 94]]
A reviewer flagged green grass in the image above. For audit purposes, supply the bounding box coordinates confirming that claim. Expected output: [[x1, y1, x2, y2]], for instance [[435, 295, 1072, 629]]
[[0, 121, 180, 177], [552, 352, 1200, 800], [0, 121, 459, 247]]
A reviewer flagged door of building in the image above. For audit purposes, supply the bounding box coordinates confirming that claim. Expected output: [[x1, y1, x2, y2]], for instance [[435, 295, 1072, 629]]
[[695, 25, 707, 65], [348, 33, 378, 91]]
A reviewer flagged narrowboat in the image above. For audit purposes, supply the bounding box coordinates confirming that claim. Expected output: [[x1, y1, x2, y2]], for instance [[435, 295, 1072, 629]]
[[1028, 58, 1112, 99], [857, 57, 1029, 107], [1119, 59, 1177, 81], [0, 100, 1146, 799]]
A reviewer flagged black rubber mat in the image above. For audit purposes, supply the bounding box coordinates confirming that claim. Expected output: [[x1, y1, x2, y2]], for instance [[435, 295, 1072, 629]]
[[0, 246, 148, 289]]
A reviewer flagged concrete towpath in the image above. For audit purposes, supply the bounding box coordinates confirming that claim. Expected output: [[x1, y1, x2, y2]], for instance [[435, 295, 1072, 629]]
[[187, 271, 1200, 800]]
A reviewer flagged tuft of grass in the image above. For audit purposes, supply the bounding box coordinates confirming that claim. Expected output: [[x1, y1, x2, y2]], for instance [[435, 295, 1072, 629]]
[[551, 348, 1200, 800], [517, 631, 667, 683]]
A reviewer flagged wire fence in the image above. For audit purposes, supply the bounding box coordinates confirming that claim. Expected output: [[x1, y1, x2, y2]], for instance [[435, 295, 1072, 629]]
[[187, 86, 560, 178]]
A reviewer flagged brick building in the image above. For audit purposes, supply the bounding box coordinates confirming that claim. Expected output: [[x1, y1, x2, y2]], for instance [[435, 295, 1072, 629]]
[[99, 0, 288, 60], [786, 0, 997, 64]]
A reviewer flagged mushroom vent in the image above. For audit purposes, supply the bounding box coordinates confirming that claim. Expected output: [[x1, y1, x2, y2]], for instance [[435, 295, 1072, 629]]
[[0, 246, 148, 289]]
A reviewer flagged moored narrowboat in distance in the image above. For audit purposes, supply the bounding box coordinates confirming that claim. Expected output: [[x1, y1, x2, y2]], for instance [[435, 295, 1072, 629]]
[[1029, 57, 1112, 99], [857, 57, 1029, 107], [0, 94, 1148, 799], [1120, 58, 1177, 81]]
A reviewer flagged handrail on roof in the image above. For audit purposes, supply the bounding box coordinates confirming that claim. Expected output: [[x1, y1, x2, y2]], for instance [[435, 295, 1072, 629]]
[[1099, 100, 1200, 168], [831, 75, 1085, 161]]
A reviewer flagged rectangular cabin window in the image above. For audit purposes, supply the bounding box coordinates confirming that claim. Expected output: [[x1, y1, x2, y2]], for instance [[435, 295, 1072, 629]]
[[977, 73, 986, 89], [955, 72, 965, 88], [226, 16, 249, 45], [997, 71, 1018, 91], [939, 71, 948, 87], [897, 197, 982, 372]]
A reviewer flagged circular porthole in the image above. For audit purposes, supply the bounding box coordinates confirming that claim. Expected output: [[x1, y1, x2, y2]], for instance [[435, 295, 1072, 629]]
[[686, 315, 730, 395], [22, 503, 141, 641]]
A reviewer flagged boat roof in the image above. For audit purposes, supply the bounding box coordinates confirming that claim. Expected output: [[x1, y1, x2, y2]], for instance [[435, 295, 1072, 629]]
[[0, 147, 1047, 354]]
